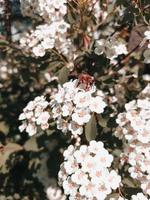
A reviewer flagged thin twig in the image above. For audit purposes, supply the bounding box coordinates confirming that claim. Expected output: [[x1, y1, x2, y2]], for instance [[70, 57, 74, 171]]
[[113, 43, 141, 70], [51, 49, 68, 64]]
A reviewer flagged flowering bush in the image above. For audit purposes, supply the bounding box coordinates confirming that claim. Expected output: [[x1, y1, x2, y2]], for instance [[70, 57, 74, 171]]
[[0, 0, 150, 199]]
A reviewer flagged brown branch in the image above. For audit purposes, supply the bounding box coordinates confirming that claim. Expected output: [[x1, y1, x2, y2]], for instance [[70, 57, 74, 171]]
[[4, 0, 12, 42], [112, 43, 140, 70]]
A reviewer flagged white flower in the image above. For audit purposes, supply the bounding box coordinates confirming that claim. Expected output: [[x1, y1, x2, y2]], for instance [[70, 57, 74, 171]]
[[25, 111, 34, 119], [71, 169, 88, 185], [89, 96, 106, 113], [74, 145, 88, 163], [19, 122, 27, 132], [63, 178, 78, 196], [137, 129, 150, 143], [41, 123, 49, 130], [57, 21, 70, 34], [58, 164, 68, 184], [131, 192, 148, 200], [90, 168, 109, 184], [33, 45, 45, 57], [68, 121, 83, 136], [36, 111, 50, 125], [107, 170, 121, 190], [94, 183, 111, 200], [95, 149, 113, 168], [19, 113, 26, 120], [52, 105, 62, 119], [79, 180, 95, 198], [72, 108, 91, 125], [26, 123, 37, 136], [140, 110, 150, 120], [81, 155, 97, 173], [144, 30, 150, 40], [41, 37, 55, 49], [64, 158, 78, 174], [137, 99, 150, 110], [25, 101, 35, 110], [46, 186, 65, 200], [28, 38, 38, 47], [125, 100, 137, 111], [63, 145, 74, 160], [114, 43, 128, 55], [130, 117, 145, 131], [53, 87, 65, 103], [116, 113, 127, 126], [74, 91, 91, 108], [88, 140, 104, 154], [141, 181, 150, 196], [62, 103, 73, 117], [57, 118, 68, 133]]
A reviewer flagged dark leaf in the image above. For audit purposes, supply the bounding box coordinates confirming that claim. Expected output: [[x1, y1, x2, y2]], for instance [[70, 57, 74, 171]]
[[58, 67, 70, 85], [128, 24, 147, 52], [85, 114, 97, 141]]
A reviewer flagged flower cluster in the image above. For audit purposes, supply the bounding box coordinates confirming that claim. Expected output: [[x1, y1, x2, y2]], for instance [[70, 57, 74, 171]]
[[19, 96, 50, 136], [115, 84, 150, 195], [46, 186, 66, 200], [115, 100, 150, 143], [110, 193, 148, 200], [58, 140, 121, 200], [131, 193, 149, 200], [143, 29, 150, 63], [50, 79, 107, 137], [20, 22, 72, 57], [20, 0, 75, 58], [20, 0, 67, 20], [94, 38, 128, 62]]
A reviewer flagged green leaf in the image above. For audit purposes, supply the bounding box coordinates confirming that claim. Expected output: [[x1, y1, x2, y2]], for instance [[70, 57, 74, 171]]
[[23, 136, 39, 152], [85, 114, 97, 142], [58, 66, 69, 85], [122, 177, 139, 188], [0, 143, 23, 170], [97, 114, 107, 128], [0, 40, 9, 46], [105, 193, 119, 200], [107, 117, 117, 128], [0, 121, 9, 135], [107, 3, 115, 14]]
